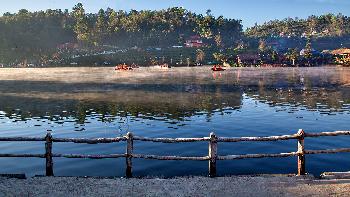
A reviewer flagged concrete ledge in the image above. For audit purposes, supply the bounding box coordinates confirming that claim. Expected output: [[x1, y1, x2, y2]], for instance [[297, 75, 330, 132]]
[[320, 171, 350, 179], [1, 175, 350, 197]]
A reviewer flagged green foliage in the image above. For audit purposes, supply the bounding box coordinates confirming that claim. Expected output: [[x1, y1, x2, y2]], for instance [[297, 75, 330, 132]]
[[246, 13, 350, 38], [213, 52, 226, 63], [214, 34, 222, 47], [304, 37, 313, 59], [196, 49, 205, 63], [0, 8, 75, 64], [1, 3, 350, 67], [0, 3, 243, 64], [285, 48, 299, 65], [72, 3, 89, 42]]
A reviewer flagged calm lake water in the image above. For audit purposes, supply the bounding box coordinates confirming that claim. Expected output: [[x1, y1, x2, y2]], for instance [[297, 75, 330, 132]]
[[0, 67, 349, 177]]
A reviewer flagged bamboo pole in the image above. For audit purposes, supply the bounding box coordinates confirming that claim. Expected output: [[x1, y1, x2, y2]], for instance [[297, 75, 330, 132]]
[[126, 132, 133, 178], [305, 148, 350, 154], [0, 137, 45, 141], [218, 134, 299, 142], [52, 153, 126, 159], [132, 154, 209, 160], [209, 132, 217, 177], [133, 136, 209, 143], [297, 129, 306, 175], [52, 137, 126, 143], [218, 152, 298, 160], [45, 132, 54, 176], [304, 131, 350, 137], [0, 154, 45, 158]]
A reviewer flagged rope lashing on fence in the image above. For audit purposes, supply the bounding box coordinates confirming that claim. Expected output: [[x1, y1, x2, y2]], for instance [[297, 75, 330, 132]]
[[0, 129, 349, 177]]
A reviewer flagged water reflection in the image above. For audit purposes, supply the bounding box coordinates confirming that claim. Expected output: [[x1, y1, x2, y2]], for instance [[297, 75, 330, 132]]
[[246, 87, 350, 115], [0, 82, 348, 126], [0, 67, 349, 177], [0, 89, 243, 124]]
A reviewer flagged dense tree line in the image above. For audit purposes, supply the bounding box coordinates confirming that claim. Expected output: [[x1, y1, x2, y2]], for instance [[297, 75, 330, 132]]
[[0, 3, 243, 64], [0, 9, 75, 64], [246, 14, 350, 38], [1, 3, 349, 66], [69, 5, 242, 47]]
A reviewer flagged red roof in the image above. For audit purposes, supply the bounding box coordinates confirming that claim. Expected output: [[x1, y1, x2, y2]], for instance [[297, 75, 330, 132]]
[[185, 35, 203, 47]]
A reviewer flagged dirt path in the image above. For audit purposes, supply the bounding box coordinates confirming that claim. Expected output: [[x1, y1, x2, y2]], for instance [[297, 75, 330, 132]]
[[0, 175, 350, 197]]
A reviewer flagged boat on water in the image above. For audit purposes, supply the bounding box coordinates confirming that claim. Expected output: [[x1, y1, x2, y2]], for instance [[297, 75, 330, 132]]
[[211, 65, 225, 71], [152, 63, 171, 69], [115, 63, 138, 71]]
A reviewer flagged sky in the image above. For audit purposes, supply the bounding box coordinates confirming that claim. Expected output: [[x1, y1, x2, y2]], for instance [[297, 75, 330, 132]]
[[0, 0, 350, 28]]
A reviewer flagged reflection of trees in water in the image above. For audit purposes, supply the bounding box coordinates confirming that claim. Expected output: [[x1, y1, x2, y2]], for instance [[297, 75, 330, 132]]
[[1, 67, 349, 124], [1, 87, 349, 125], [0, 90, 243, 124], [246, 87, 350, 112]]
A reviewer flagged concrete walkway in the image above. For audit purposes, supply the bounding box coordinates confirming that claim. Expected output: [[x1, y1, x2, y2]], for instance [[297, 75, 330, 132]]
[[1, 175, 350, 197]]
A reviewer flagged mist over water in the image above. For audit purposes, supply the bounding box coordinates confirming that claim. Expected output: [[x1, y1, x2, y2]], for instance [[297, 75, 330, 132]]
[[0, 67, 349, 177]]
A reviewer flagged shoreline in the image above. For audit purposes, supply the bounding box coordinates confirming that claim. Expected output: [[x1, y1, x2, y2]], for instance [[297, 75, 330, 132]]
[[0, 63, 344, 69]]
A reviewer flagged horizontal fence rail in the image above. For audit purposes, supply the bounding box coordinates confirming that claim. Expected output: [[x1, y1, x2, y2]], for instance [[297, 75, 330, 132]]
[[217, 134, 300, 142], [52, 137, 126, 143], [133, 136, 210, 143], [0, 129, 349, 177]]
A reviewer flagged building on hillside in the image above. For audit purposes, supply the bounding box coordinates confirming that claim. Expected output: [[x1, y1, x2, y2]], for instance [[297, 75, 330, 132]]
[[299, 48, 320, 56], [185, 35, 204, 48], [331, 48, 350, 66], [331, 48, 350, 56]]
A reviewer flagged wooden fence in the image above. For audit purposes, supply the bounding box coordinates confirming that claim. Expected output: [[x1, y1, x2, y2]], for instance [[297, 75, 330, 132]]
[[0, 129, 350, 177]]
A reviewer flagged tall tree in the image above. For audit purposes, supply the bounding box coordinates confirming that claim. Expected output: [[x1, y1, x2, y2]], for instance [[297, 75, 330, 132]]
[[304, 37, 312, 59], [96, 9, 107, 34], [72, 3, 89, 42]]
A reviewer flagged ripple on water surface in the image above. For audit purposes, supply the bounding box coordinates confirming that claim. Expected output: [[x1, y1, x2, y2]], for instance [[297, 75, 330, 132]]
[[0, 67, 349, 177]]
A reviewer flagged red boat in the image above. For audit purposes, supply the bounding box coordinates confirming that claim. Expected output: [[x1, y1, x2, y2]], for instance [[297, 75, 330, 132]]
[[115, 64, 133, 71], [211, 65, 225, 71]]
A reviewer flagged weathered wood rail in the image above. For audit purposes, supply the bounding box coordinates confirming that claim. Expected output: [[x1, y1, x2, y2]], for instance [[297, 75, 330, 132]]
[[0, 129, 350, 177]]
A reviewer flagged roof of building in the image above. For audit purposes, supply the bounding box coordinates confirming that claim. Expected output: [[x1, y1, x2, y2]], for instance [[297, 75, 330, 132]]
[[299, 48, 320, 56], [331, 48, 350, 55]]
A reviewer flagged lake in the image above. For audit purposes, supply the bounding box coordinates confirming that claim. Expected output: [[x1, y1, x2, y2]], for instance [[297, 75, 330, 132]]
[[0, 66, 349, 177]]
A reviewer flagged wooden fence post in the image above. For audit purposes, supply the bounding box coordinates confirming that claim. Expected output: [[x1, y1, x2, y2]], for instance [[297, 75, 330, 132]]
[[126, 132, 133, 178], [209, 132, 217, 177], [297, 129, 306, 175], [45, 132, 54, 176]]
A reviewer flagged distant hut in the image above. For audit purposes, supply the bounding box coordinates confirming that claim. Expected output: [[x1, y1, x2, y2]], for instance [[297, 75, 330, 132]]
[[331, 48, 350, 56], [331, 48, 350, 66], [185, 35, 204, 48], [299, 48, 320, 56]]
